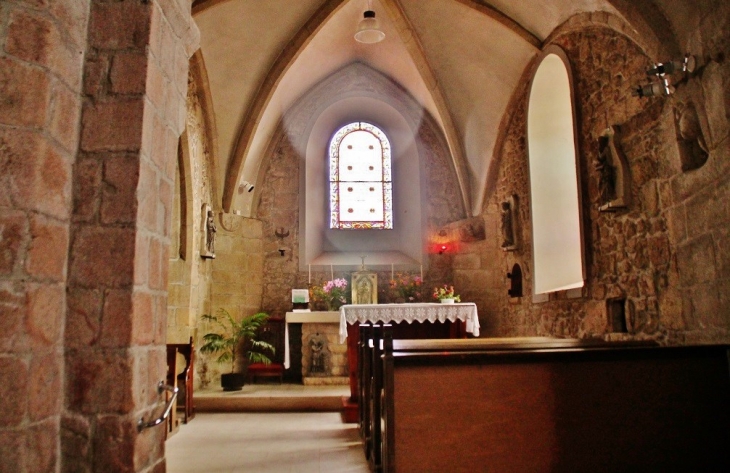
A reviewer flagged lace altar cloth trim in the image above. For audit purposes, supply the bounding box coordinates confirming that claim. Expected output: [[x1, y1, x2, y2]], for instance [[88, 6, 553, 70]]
[[339, 303, 479, 343]]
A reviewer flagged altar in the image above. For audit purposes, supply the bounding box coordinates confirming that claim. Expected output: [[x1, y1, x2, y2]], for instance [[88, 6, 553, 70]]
[[339, 302, 480, 342], [338, 302, 480, 422], [284, 311, 349, 385]]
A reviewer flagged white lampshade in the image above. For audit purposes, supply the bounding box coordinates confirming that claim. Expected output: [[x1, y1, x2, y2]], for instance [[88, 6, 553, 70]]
[[354, 10, 385, 44]]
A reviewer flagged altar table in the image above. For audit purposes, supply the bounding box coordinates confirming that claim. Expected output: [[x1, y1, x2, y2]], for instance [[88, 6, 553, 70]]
[[339, 302, 480, 343]]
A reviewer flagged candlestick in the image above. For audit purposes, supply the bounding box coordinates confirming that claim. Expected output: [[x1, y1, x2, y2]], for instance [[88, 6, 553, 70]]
[[420, 264, 423, 280], [330, 264, 334, 280], [391, 263, 394, 280], [308, 264, 311, 284]]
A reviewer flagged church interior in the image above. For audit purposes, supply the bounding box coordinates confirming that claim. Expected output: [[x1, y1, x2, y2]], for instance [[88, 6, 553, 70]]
[[1, 0, 730, 471]]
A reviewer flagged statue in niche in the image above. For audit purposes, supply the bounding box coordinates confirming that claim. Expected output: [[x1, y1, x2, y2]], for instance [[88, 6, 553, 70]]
[[500, 195, 517, 251], [308, 333, 328, 375], [201, 203, 216, 259], [596, 126, 631, 212], [596, 143, 616, 203], [675, 101, 709, 172]]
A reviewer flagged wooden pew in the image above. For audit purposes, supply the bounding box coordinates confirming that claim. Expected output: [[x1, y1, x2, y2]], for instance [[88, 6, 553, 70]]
[[166, 337, 195, 424], [359, 324, 388, 472], [373, 333, 730, 473]]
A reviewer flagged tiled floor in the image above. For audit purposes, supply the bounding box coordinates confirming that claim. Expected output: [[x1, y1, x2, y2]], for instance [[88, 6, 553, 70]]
[[165, 384, 369, 472], [165, 412, 370, 472]]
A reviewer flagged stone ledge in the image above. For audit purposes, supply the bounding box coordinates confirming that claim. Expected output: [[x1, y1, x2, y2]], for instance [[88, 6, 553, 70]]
[[303, 376, 348, 386]]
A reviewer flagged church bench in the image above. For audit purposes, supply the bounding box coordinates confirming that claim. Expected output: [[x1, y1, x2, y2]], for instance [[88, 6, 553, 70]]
[[247, 362, 284, 383], [166, 337, 195, 426], [369, 333, 730, 473]]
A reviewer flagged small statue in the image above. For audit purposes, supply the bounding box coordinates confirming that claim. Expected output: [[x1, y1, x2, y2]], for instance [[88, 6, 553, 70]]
[[596, 138, 617, 204], [309, 334, 327, 374], [596, 127, 631, 212], [201, 204, 216, 259], [500, 197, 517, 251], [206, 210, 216, 254]]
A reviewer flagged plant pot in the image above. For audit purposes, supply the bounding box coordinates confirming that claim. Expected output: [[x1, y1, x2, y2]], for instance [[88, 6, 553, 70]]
[[440, 298, 455, 304], [221, 372, 246, 391]]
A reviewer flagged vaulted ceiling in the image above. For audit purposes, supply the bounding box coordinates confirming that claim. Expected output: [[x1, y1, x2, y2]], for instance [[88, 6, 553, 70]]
[[191, 0, 685, 217]]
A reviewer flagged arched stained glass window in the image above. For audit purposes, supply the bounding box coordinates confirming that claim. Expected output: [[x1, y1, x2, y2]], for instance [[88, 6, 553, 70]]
[[329, 122, 393, 229]]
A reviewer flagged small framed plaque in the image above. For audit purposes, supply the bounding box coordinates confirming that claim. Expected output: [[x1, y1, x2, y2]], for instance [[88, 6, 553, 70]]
[[292, 289, 309, 304]]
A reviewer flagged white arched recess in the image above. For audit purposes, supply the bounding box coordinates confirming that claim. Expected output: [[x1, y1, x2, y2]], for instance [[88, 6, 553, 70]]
[[304, 96, 423, 268], [527, 47, 585, 295], [283, 63, 451, 270]]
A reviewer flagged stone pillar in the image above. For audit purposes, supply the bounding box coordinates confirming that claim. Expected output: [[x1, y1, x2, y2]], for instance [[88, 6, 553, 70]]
[[0, 0, 88, 470], [61, 1, 198, 472]]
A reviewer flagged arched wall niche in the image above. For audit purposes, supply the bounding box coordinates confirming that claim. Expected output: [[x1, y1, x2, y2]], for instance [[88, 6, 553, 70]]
[[526, 45, 585, 295]]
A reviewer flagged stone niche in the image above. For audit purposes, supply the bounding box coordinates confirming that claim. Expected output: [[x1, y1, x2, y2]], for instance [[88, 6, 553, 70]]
[[301, 321, 348, 385]]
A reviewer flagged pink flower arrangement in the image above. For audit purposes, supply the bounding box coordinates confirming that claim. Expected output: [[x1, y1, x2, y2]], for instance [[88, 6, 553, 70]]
[[312, 278, 349, 310]]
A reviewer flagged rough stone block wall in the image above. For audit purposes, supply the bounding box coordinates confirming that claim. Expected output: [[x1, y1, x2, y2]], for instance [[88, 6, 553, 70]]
[[476, 12, 730, 345], [0, 0, 88, 470], [61, 0, 197, 471], [210, 215, 263, 318], [167, 65, 215, 346], [195, 215, 264, 388], [259, 135, 304, 317]]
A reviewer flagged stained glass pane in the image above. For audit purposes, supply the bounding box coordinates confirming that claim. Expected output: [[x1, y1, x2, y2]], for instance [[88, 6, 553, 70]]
[[329, 122, 392, 230]]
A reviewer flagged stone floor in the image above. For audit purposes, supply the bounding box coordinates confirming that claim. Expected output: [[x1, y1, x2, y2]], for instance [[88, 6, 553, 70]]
[[195, 382, 350, 398], [165, 411, 369, 472]]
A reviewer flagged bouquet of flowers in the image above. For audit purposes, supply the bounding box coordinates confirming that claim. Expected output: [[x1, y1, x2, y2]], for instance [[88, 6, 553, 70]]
[[311, 278, 349, 311], [388, 273, 424, 303], [433, 284, 460, 302]]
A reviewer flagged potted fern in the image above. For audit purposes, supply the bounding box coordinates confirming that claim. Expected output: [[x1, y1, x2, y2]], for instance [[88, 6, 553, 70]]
[[200, 308, 275, 391]]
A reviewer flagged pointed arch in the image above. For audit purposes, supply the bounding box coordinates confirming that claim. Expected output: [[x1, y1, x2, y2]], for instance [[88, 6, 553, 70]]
[[223, 0, 473, 216], [222, 0, 349, 212]]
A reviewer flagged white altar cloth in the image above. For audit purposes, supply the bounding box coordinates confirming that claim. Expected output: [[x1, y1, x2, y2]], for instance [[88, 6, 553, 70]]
[[339, 303, 480, 343]]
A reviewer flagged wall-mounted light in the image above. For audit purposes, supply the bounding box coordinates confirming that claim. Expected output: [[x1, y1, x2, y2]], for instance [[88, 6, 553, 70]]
[[634, 54, 695, 98], [275, 227, 289, 257], [238, 180, 254, 193]]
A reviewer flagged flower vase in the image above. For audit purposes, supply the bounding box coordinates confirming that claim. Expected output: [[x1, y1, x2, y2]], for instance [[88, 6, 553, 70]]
[[440, 298, 455, 304]]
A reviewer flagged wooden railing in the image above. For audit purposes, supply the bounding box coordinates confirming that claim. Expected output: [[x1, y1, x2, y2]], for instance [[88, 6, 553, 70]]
[[357, 328, 730, 473]]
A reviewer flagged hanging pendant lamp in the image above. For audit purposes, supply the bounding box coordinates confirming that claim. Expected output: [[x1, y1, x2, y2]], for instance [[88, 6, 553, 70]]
[[354, 10, 385, 44]]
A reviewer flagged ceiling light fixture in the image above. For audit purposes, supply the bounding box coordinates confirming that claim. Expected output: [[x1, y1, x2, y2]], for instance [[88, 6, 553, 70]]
[[354, 2, 385, 44]]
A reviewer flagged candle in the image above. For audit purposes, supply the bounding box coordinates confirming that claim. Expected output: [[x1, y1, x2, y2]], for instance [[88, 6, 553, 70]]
[[330, 264, 334, 280], [308, 264, 311, 284], [420, 264, 423, 280], [391, 263, 394, 280]]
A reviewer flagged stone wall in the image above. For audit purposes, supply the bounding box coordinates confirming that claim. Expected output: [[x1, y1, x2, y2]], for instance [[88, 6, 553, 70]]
[[469, 12, 730, 345], [0, 0, 88, 469], [167, 68, 215, 345], [60, 0, 198, 470]]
